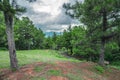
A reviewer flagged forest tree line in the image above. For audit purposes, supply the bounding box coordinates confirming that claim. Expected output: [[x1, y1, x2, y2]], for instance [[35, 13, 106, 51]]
[[0, 11, 120, 65]]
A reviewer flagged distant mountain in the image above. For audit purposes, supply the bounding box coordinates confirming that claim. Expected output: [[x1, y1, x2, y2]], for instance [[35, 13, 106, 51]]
[[44, 32, 62, 37]]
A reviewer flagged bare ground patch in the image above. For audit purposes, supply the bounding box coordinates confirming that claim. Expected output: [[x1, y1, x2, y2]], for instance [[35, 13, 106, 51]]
[[0, 61, 120, 80]]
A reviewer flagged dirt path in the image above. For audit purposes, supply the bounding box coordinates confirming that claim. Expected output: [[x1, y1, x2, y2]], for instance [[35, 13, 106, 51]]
[[0, 61, 120, 80]]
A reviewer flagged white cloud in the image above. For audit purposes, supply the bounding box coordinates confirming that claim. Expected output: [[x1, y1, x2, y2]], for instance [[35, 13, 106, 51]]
[[17, 0, 81, 32]]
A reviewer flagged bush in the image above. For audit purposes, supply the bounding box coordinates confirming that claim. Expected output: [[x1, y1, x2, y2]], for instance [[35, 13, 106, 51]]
[[0, 47, 7, 50], [60, 47, 68, 55], [94, 65, 105, 73], [111, 61, 120, 66]]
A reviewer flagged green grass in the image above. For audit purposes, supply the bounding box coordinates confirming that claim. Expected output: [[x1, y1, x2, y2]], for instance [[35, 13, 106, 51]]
[[65, 73, 83, 80], [110, 65, 120, 70], [34, 66, 44, 72], [0, 50, 80, 69], [30, 76, 47, 80], [94, 65, 105, 73], [0, 51, 10, 69], [47, 69, 62, 76]]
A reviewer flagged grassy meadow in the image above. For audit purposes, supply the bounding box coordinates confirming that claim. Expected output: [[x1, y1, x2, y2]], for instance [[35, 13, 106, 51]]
[[0, 50, 80, 69]]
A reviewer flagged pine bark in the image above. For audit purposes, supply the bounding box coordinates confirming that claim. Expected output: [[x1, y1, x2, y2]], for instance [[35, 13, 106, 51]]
[[4, 12, 18, 70], [99, 8, 107, 66], [99, 40, 105, 66]]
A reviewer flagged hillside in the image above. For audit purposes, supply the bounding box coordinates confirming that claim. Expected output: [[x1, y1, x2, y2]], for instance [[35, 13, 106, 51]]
[[0, 50, 120, 80]]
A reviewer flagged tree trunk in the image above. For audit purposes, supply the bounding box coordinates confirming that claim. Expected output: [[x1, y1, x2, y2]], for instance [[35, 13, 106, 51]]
[[4, 13, 18, 70], [98, 8, 107, 66], [99, 40, 105, 66], [70, 46, 73, 54], [28, 42, 30, 50]]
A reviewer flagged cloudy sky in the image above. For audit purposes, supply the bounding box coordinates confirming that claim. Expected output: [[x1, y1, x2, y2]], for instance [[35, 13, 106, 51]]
[[17, 0, 81, 32]]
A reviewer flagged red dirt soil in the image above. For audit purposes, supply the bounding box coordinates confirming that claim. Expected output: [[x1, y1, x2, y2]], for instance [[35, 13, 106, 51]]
[[0, 61, 120, 80], [50, 76, 68, 80]]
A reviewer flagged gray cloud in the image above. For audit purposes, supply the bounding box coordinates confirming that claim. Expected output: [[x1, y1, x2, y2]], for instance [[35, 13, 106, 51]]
[[17, 0, 81, 32]]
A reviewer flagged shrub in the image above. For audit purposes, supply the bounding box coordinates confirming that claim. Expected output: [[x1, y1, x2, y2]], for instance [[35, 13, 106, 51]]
[[0, 47, 7, 50], [94, 65, 105, 73], [111, 61, 120, 66]]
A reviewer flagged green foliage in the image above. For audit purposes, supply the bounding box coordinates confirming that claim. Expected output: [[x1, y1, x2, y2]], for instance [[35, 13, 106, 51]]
[[43, 37, 53, 49], [111, 65, 120, 70], [94, 65, 105, 73], [0, 12, 7, 49], [60, 47, 68, 54], [0, 47, 7, 50], [14, 17, 45, 50], [105, 42, 120, 61], [111, 61, 120, 66], [49, 25, 99, 61], [63, 0, 120, 65], [47, 70, 61, 76], [34, 66, 44, 72], [65, 73, 83, 80], [30, 77, 47, 80], [0, 0, 26, 16], [110, 61, 120, 70], [0, 11, 45, 50]]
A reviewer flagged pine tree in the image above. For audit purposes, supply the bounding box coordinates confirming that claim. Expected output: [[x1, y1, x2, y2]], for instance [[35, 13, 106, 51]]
[[64, 0, 120, 66], [0, 0, 25, 70]]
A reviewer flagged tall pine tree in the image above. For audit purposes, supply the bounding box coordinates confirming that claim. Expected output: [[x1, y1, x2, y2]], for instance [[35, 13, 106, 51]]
[[64, 0, 120, 66]]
